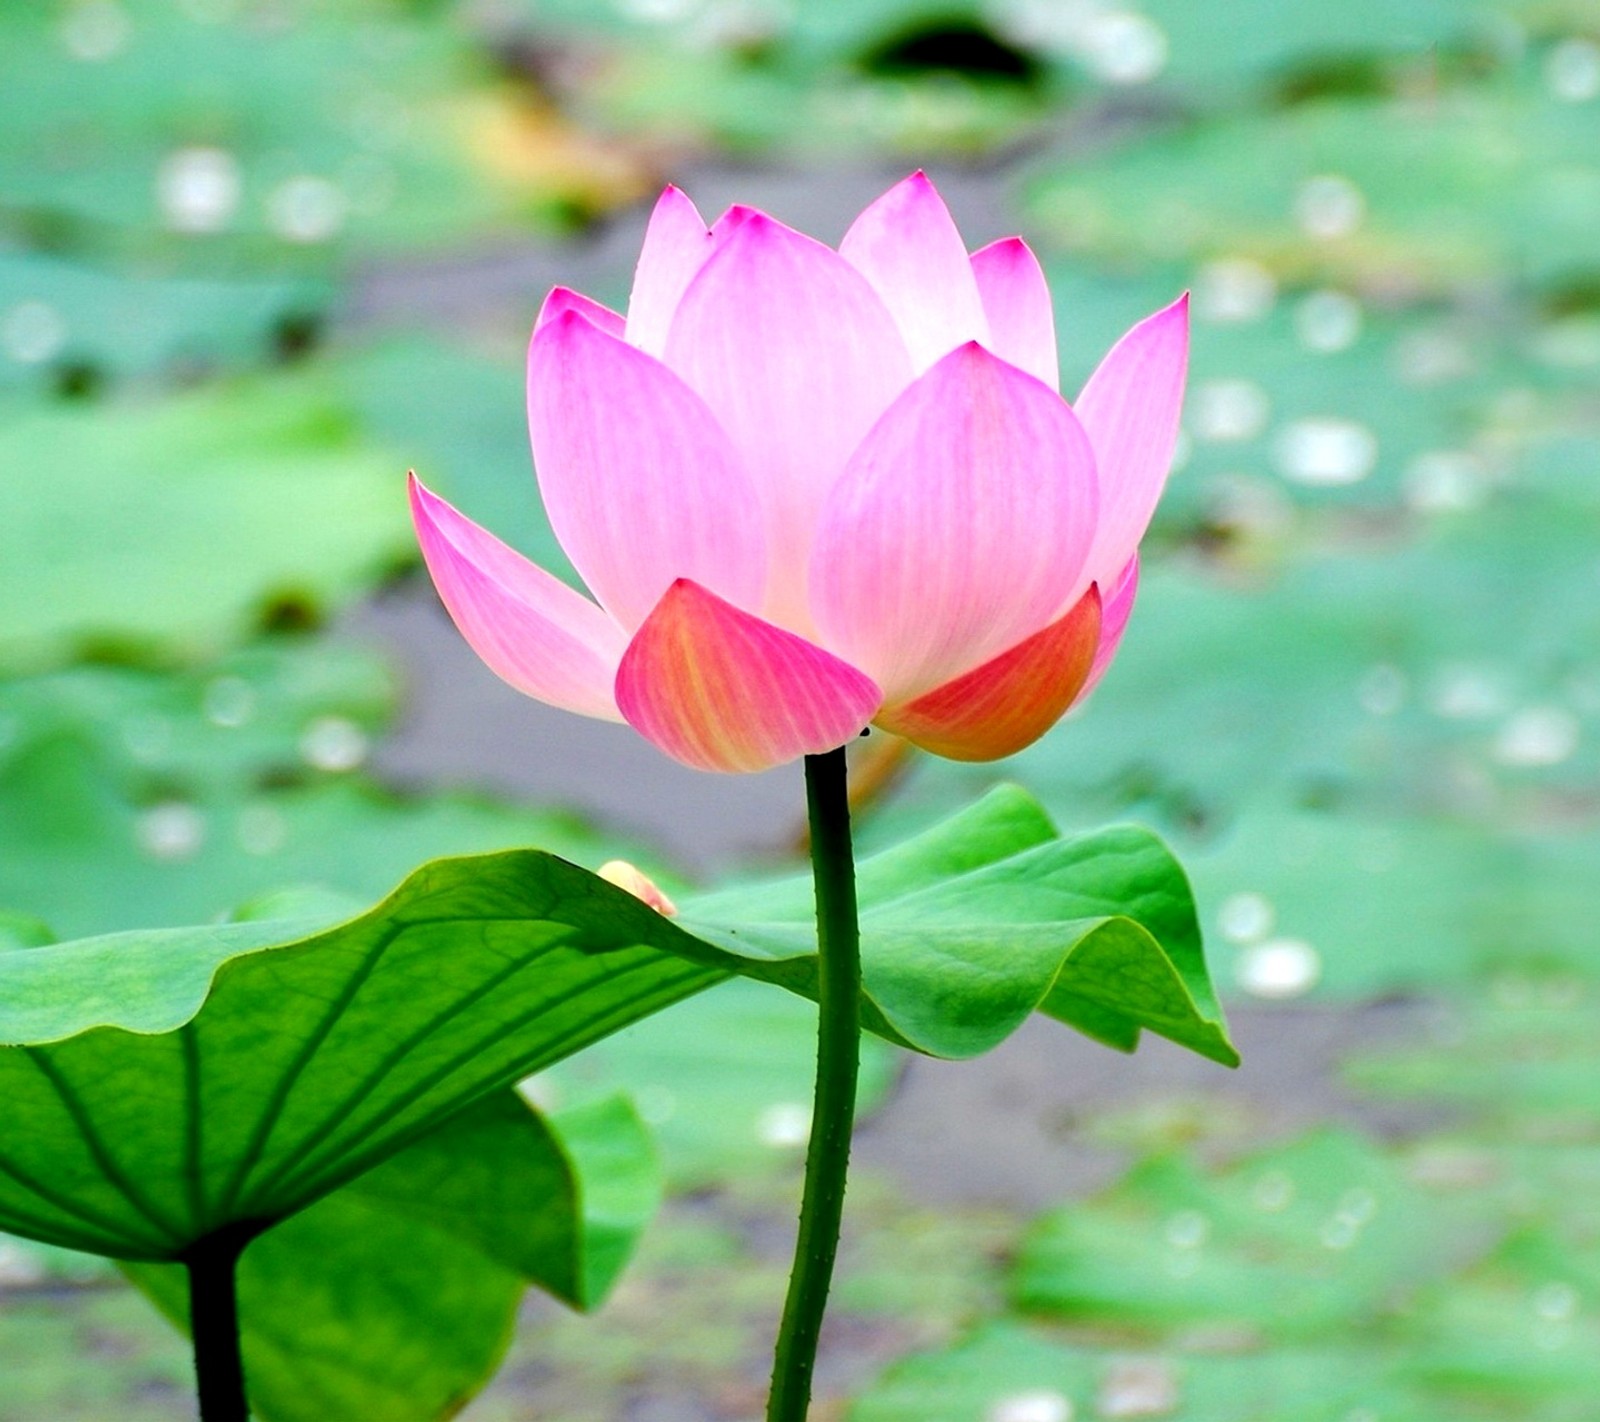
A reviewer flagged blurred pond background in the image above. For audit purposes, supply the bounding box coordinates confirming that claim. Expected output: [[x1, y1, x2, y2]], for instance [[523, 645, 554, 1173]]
[[4, 0, 1600, 1417]]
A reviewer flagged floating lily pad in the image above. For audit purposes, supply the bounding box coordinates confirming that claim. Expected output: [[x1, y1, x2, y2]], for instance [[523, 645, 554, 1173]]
[[0, 370, 411, 668], [1011, 1130, 1482, 1338], [1023, 74, 1600, 295], [0, 249, 331, 395], [1350, 994, 1600, 1121], [514, 0, 1063, 157], [851, 1320, 1450, 1422], [345, 338, 577, 585], [1397, 1224, 1600, 1408], [1041, 0, 1522, 98], [542, 978, 900, 1188], [0, 637, 395, 798], [0, 0, 605, 257], [0, 629, 660, 939], [0, 732, 638, 940]]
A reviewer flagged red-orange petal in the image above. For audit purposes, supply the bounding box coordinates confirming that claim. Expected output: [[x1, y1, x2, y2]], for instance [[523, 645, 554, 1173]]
[[876, 584, 1102, 761], [616, 580, 882, 773]]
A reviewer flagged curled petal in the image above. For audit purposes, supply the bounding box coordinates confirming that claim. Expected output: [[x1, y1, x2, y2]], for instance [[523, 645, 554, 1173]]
[[663, 211, 913, 629], [1082, 553, 1139, 697], [528, 311, 766, 632], [409, 475, 625, 721], [1076, 293, 1189, 588], [810, 342, 1098, 704], [840, 171, 989, 372], [878, 585, 1102, 761], [970, 237, 1058, 388], [625, 185, 713, 356], [616, 580, 882, 773], [536, 287, 624, 338]]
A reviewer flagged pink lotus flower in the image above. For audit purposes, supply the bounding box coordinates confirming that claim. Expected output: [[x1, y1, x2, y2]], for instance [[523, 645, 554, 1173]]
[[410, 173, 1187, 773]]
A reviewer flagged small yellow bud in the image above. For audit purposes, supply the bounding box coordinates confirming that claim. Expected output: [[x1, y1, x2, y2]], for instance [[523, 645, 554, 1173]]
[[597, 860, 678, 917]]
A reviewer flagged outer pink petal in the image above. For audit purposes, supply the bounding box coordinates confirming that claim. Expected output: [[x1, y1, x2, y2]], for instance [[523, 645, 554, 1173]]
[[527, 310, 766, 632], [1076, 293, 1189, 588], [810, 342, 1099, 704], [878, 584, 1101, 761], [536, 286, 624, 338], [616, 579, 882, 773], [970, 237, 1058, 388], [626, 185, 712, 355], [409, 475, 625, 721], [1082, 553, 1139, 696], [662, 211, 913, 630], [840, 171, 989, 373]]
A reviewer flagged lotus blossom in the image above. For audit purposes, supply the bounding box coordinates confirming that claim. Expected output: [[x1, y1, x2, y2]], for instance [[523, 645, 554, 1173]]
[[409, 173, 1187, 773]]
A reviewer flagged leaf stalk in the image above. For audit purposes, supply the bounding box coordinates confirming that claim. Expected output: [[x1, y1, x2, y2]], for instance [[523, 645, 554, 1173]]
[[183, 1221, 259, 1422]]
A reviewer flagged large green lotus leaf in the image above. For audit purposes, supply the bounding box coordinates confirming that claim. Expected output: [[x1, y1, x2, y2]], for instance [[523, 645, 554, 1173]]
[[123, 1091, 657, 1422], [0, 1, 547, 255], [683, 783, 1234, 1065], [1012, 1131, 1482, 1338], [0, 855, 722, 1261], [1023, 75, 1600, 293], [850, 1320, 1449, 1422], [0, 785, 1229, 1262], [0, 371, 410, 668], [0, 250, 331, 396]]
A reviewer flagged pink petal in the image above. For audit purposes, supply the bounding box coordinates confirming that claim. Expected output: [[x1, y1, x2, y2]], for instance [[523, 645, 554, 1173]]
[[840, 172, 989, 373], [409, 475, 625, 722], [536, 286, 624, 338], [527, 310, 766, 632], [626, 186, 712, 356], [709, 204, 758, 240], [1076, 293, 1189, 588], [1082, 553, 1139, 697], [810, 342, 1099, 704], [878, 585, 1102, 761], [662, 211, 913, 630], [616, 580, 882, 773], [970, 237, 1058, 388]]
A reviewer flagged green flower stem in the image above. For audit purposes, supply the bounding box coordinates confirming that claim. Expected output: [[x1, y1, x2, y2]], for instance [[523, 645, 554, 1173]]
[[183, 1222, 257, 1422], [767, 745, 862, 1422]]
